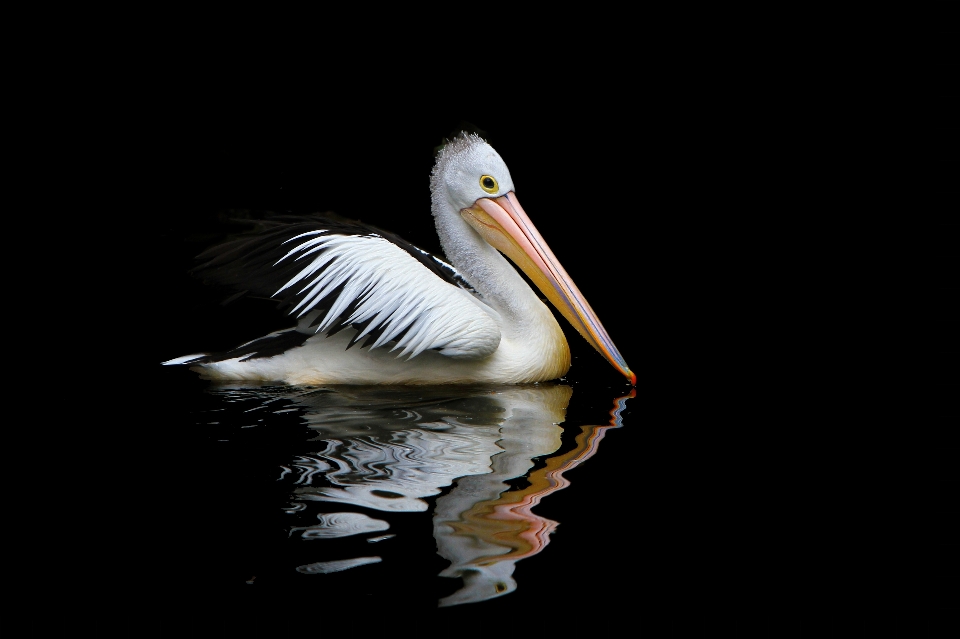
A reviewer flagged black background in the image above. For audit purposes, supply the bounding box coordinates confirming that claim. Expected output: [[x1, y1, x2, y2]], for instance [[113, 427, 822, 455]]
[[143, 55, 956, 635]]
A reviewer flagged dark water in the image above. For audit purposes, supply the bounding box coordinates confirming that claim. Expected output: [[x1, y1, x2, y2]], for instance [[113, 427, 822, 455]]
[[159, 375, 640, 621]]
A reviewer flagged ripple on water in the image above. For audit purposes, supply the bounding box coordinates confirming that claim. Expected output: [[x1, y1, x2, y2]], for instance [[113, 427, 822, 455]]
[[291, 511, 390, 540], [296, 557, 382, 574]]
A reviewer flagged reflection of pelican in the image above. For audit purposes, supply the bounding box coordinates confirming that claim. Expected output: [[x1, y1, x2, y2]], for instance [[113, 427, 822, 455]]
[[287, 385, 573, 516], [163, 133, 634, 385], [434, 388, 633, 606], [211, 382, 632, 606]]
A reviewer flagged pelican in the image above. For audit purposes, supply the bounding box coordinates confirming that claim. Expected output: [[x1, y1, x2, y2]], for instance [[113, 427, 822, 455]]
[[163, 133, 634, 386]]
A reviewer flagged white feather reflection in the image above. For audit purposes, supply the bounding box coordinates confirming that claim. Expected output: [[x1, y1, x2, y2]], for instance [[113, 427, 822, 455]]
[[366, 534, 395, 543], [296, 556, 382, 574], [206, 382, 632, 606], [290, 512, 390, 540]]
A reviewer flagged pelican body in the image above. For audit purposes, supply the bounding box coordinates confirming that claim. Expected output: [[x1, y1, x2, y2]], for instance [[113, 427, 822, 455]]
[[164, 133, 634, 386]]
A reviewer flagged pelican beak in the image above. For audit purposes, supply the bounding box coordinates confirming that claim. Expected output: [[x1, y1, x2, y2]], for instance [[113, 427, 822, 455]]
[[463, 193, 635, 385]]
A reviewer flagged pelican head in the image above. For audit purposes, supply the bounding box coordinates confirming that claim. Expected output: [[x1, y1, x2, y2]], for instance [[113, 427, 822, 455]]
[[430, 133, 635, 385]]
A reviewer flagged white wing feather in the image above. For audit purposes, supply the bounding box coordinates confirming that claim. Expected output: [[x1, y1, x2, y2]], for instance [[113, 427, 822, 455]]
[[275, 233, 501, 360]]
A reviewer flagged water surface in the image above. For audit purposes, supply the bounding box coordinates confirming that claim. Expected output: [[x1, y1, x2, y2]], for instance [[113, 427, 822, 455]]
[[161, 374, 636, 620]]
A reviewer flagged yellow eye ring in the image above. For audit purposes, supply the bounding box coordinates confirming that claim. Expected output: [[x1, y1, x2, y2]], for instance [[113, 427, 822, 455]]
[[480, 175, 498, 194]]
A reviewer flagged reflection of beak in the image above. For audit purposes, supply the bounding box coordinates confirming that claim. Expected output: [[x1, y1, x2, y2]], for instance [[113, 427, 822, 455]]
[[462, 193, 635, 385]]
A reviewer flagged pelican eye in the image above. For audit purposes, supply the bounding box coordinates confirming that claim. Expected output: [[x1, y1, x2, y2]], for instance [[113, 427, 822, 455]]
[[480, 175, 498, 193]]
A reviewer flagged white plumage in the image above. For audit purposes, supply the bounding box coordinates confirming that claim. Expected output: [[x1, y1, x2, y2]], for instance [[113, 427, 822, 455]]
[[277, 231, 501, 360]]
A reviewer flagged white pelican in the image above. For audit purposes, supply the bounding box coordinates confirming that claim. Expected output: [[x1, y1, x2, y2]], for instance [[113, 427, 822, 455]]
[[163, 133, 634, 386]]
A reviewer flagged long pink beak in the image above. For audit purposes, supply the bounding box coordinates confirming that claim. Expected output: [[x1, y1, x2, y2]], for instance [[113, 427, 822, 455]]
[[462, 193, 635, 385]]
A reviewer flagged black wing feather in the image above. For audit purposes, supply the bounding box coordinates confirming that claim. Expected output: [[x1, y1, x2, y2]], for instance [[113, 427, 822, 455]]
[[191, 213, 480, 341]]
